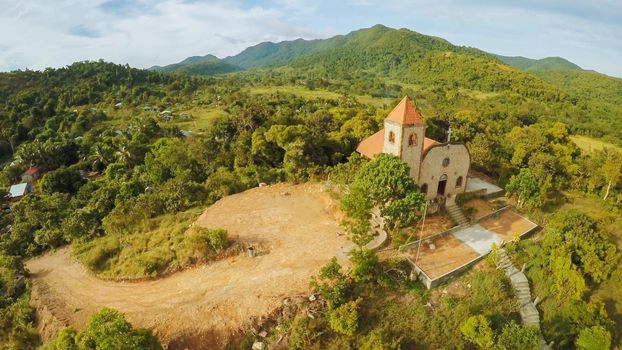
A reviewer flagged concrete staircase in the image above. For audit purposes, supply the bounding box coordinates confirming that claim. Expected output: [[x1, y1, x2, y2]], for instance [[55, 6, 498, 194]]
[[446, 203, 469, 226], [496, 248, 551, 350]]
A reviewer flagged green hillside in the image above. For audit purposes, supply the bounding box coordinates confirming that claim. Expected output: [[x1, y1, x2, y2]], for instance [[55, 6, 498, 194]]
[[496, 55, 582, 72], [151, 54, 241, 75], [223, 38, 328, 68], [1, 59, 621, 350]]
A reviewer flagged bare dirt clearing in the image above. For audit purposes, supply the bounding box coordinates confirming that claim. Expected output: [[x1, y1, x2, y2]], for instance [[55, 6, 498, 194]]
[[27, 183, 349, 349]]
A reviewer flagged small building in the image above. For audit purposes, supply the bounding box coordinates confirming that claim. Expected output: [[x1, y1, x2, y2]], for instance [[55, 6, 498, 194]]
[[21, 167, 42, 183], [357, 96, 470, 213], [114, 102, 123, 108], [8, 183, 32, 200]]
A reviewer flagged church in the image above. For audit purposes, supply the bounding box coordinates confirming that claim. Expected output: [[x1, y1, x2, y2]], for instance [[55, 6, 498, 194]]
[[356, 96, 470, 213]]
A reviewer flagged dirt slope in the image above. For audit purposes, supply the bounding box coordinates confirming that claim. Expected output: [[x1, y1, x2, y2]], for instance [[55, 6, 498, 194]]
[[27, 183, 349, 349]]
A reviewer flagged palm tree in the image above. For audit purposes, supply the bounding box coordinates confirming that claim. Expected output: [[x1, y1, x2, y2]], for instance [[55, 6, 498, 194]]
[[89, 143, 113, 171], [115, 143, 132, 168]]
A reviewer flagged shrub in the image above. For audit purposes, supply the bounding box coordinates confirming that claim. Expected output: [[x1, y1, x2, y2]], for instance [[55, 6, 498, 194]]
[[359, 328, 401, 350], [349, 249, 380, 283], [328, 298, 362, 336], [496, 321, 539, 350], [40, 166, 86, 195], [206, 228, 228, 250], [75, 238, 121, 272], [310, 258, 348, 309], [133, 250, 175, 277], [185, 227, 229, 252], [459, 315, 494, 350], [576, 326, 611, 350], [289, 314, 326, 350], [45, 308, 162, 350]]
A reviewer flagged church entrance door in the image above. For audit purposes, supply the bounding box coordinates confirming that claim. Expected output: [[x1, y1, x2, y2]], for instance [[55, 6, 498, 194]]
[[437, 174, 447, 196]]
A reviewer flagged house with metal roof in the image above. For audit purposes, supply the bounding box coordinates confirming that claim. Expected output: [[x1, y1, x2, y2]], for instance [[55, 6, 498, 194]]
[[8, 183, 32, 199]]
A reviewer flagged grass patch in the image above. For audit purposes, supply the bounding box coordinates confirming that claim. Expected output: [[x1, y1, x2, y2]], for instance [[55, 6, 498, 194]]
[[561, 191, 622, 238], [570, 135, 622, 153], [354, 94, 395, 107], [72, 208, 236, 279], [247, 85, 395, 107], [170, 107, 228, 131], [248, 85, 343, 100]]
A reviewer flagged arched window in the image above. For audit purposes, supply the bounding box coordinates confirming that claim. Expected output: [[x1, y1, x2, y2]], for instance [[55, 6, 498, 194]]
[[388, 131, 395, 143], [456, 176, 463, 188], [408, 133, 417, 146], [442, 157, 450, 167], [420, 183, 428, 195]]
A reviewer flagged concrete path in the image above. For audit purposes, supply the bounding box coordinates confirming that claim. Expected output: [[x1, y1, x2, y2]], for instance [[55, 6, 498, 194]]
[[337, 208, 388, 259], [466, 177, 504, 197], [496, 248, 551, 350], [452, 224, 503, 255]]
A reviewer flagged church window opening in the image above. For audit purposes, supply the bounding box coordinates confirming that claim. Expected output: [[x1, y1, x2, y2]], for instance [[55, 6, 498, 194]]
[[456, 176, 463, 188], [420, 183, 428, 195], [408, 133, 417, 146], [388, 131, 395, 143], [442, 157, 450, 167]]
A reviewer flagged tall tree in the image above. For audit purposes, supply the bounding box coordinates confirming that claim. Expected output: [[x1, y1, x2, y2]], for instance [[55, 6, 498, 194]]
[[600, 150, 622, 200], [340, 154, 425, 245]]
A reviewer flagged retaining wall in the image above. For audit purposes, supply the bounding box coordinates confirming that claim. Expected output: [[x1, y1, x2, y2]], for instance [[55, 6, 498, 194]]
[[403, 206, 540, 289]]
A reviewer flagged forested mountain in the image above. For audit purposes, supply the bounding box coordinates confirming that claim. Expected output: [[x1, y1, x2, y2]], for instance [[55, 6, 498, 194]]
[[496, 55, 582, 72], [221, 24, 488, 68], [150, 54, 241, 75], [152, 25, 622, 143]]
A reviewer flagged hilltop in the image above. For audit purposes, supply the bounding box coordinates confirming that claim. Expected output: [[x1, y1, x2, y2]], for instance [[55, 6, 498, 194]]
[[495, 55, 582, 72], [150, 54, 241, 75]]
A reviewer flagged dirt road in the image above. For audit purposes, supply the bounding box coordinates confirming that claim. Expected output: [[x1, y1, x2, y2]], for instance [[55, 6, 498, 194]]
[[27, 183, 349, 349]]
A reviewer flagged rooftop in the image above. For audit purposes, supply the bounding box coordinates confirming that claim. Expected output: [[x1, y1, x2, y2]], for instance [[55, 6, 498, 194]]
[[23, 166, 41, 176], [356, 128, 440, 159], [385, 96, 425, 126], [8, 183, 30, 198]]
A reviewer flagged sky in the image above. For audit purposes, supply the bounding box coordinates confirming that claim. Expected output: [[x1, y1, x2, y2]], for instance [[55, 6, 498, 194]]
[[0, 0, 621, 77]]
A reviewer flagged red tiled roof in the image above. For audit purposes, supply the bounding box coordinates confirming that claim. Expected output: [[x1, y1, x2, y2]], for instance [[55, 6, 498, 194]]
[[356, 128, 440, 159], [356, 129, 384, 159], [385, 96, 424, 126], [23, 167, 41, 176], [422, 137, 440, 155]]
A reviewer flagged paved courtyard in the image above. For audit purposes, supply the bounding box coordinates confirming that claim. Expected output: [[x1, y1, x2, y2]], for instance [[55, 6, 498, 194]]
[[452, 224, 503, 255], [466, 177, 504, 197], [406, 208, 538, 280]]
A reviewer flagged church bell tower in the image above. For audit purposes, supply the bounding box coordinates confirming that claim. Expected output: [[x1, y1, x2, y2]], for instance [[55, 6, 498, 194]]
[[382, 96, 426, 181]]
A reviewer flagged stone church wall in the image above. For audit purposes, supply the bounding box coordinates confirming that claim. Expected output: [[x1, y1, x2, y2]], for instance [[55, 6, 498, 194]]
[[418, 143, 470, 200], [383, 121, 425, 179]]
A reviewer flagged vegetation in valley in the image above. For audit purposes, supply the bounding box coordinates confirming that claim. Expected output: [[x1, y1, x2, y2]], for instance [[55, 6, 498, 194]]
[[0, 24, 621, 349]]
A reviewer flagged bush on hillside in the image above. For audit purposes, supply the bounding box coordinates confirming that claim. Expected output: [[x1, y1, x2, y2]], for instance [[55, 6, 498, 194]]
[[44, 308, 162, 350]]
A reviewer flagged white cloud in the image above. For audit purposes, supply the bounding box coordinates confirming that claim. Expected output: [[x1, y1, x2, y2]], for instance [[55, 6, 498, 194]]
[[0, 0, 325, 70], [0, 0, 620, 77]]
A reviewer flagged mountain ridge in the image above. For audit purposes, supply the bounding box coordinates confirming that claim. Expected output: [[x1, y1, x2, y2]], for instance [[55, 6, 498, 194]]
[[150, 54, 241, 75], [495, 55, 583, 72], [155, 25, 592, 78]]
